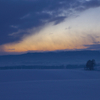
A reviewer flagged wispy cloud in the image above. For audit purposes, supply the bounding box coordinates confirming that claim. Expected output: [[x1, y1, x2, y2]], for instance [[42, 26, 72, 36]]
[[85, 43, 100, 50]]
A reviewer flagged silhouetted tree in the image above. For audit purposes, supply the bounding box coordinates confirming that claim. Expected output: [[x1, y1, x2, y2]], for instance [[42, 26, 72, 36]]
[[85, 59, 96, 70]]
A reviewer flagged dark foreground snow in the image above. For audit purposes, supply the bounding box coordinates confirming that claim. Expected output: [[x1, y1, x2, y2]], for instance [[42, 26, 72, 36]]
[[0, 69, 100, 100]]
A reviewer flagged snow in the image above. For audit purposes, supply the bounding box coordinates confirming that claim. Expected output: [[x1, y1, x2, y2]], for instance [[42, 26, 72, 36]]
[[0, 69, 100, 100]]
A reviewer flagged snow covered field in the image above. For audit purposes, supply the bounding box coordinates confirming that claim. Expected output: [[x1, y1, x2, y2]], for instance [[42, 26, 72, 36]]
[[0, 69, 100, 100]]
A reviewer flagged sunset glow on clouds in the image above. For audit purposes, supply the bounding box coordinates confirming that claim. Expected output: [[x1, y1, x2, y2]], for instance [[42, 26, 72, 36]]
[[0, 0, 100, 54]]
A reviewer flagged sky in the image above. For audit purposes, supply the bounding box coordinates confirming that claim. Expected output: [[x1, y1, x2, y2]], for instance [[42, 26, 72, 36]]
[[0, 0, 100, 55]]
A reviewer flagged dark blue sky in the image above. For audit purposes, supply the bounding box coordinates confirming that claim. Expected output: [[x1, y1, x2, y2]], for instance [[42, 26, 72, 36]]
[[0, 0, 100, 55]]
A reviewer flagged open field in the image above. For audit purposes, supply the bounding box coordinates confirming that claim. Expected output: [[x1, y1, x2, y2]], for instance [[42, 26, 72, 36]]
[[0, 68, 100, 100]]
